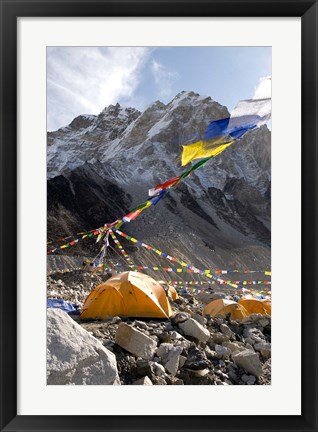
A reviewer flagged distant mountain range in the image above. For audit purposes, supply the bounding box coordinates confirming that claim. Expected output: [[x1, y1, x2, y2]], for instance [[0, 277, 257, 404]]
[[47, 91, 271, 273]]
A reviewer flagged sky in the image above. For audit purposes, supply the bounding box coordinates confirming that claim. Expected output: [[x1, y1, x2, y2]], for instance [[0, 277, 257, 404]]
[[47, 46, 271, 131]]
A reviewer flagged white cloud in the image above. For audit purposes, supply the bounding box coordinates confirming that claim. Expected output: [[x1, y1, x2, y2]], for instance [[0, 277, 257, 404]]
[[253, 76, 271, 99], [47, 47, 151, 130], [150, 59, 179, 99]]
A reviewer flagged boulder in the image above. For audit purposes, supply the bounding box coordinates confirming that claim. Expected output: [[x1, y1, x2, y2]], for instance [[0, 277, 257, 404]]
[[178, 319, 210, 343], [115, 323, 157, 360], [232, 349, 263, 377], [47, 308, 120, 385]]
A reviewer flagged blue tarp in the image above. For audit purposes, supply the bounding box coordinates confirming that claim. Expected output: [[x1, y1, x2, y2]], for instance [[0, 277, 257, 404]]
[[47, 298, 80, 315]]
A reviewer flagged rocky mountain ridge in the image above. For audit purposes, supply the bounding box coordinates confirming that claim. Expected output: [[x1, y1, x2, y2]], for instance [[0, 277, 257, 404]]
[[47, 91, 271, 271]]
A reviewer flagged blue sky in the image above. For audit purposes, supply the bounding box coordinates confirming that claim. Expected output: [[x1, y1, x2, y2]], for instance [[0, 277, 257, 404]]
[[47, 46, 271, 131]]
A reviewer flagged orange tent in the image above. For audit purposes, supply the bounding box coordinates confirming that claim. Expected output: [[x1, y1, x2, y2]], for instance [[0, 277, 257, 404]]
[[238, 298, 270, 316], [203, 299, 248, 321], [167, 286, 179, 301], [261, 299, 271, 315], [80, 271, 172, 320]]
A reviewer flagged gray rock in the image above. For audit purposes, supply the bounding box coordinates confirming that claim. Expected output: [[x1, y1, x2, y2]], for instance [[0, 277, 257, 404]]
[[174, 339, 191, 351], [247, 375, 256, 385], [179, 355, 187, 368], [258, 318, 270, 327], [47, 309, 120, 385], [158, 333, 173, 343], [243, 327, 266, 344], [133, 376, 153, 385], [215, 344, 231, 359], [171, 331, 183, 340], [171, 312, 191, 325], [254, 342, 271, 359], [228, 370, 239, 383], [178, 318, 210, 343], [232, 349, 263, 377], [245, 343, 255, 351], [245, 337, 255, 346], [211, 332, 229, 344], [115, 323, 157, 359], [164, 346, 183, 376], [241, 374, 250, 382], [151, 362, 166, 377], [156, 343, 173, 358], [191, 313, 207, 326], [220, 323, 234, 338], [152, 376, 167, 385], [204, 346, 216, 359], [111, 316, 121, 324], [184, 347, 211, 370], [136, 358, 152, 377], [134, 320, 148, 330], [222, 341, 245, 353], [92, 329, 104, 339]]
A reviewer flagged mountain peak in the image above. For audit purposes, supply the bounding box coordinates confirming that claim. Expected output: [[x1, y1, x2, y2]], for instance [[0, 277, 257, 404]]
[[69, 114, 97, 130]]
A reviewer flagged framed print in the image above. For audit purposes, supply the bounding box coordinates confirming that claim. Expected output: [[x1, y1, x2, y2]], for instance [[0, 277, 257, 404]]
[[0, 0, 317, 431]]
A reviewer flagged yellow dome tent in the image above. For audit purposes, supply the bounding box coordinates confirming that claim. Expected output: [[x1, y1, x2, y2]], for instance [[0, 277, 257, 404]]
[[262, 299, 271, 315], [167, 286, 179, 301], [238, 298, 270, 316], [203, 299, 248, 321], [80, 271, 172, 320]]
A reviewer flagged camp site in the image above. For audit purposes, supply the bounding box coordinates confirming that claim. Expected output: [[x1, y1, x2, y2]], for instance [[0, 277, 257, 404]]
[[47, 47, 271, 386]]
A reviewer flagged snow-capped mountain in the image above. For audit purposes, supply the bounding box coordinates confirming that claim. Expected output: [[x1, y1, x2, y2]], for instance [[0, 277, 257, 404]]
[[47, 91, 271, 272]]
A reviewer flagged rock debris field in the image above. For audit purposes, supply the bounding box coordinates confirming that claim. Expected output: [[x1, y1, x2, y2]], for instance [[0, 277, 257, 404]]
[[47, 271, 271, 385]]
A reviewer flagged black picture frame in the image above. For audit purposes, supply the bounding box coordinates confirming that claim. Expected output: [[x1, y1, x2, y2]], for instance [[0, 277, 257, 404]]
[[1, 1, 317, 431]]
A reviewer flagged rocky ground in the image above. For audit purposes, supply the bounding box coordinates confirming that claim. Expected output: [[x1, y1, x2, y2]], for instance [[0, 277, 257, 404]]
[[47, 271, 271, 385]]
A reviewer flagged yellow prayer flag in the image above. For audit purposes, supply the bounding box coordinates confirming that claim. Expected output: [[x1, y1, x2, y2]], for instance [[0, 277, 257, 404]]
[[181, 139, 234, 166]]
